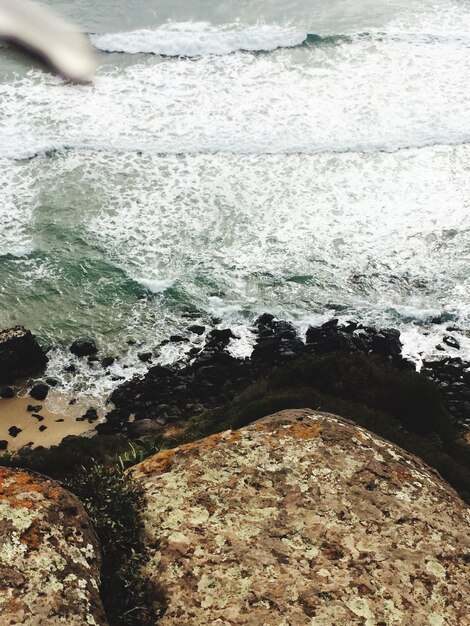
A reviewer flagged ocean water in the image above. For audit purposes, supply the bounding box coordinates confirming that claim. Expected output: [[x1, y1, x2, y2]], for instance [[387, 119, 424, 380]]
[[1, 0, 470, 399]]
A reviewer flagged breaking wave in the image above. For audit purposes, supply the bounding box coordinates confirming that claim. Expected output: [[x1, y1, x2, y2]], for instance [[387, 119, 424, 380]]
[[91, 22, 314, 56]]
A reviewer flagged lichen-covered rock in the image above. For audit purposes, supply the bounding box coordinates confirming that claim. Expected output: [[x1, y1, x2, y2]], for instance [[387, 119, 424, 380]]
[[132, 409, 470, 626], [0, 468, 107, 626]]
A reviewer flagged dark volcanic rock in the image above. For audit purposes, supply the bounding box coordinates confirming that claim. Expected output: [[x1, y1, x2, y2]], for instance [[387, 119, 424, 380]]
[[0, 440, 7, 450], [188, 325, 205, 335], [102, 313, 469, 438], [0, 327, 48, 384], [39, 425, 47, 432], [169, 335, 188, 343], [32, 414, 44, 422], [82, 408, 98, 423], [251, 316, 304, 372], [8, 426, 22, 437], [422, 357, 470, 428], [443, 335, 460, 350], [101, 356, 115, 368], [138, 352, 153, 363], [27, 404, 42, 413], [69, 337, 98, 357], [30, 384, 49, 401], [45, 377, 59, 387], [205, 328, 238, 351], [0, 387, 14, 399], [306, 320, 405, 365]]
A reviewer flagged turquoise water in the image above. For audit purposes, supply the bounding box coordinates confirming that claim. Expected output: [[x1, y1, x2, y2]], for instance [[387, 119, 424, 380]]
[[1, 0, 470, 396]]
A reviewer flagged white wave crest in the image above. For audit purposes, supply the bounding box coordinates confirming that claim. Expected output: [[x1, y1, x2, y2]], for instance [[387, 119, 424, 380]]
[[91, 22, 307, 56]]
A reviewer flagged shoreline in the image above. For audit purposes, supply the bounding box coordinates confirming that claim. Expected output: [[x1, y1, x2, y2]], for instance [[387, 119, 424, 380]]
[[0, 391, 102, 452], [1, 315, 469, 453]]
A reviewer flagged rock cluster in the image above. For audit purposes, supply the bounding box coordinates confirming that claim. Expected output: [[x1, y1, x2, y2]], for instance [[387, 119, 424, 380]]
[[0, 327, 48, 385], [0, 467, 107, 625], [101, 316, 417, 437], [101, 328, 256, 436], [423, 357, 470, 430], [131, 409, 470, 626]]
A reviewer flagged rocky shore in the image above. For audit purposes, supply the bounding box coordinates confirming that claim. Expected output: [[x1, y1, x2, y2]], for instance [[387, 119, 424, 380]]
[[100, 314, 470, 439], [0, 317, 469, 450]]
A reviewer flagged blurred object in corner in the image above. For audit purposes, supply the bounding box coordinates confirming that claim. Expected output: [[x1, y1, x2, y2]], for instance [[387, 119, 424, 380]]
[[0, 0, 96, 82]]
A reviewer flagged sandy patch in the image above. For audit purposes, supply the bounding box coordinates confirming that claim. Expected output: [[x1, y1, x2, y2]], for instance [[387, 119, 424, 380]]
[[0, 391, 103, 452]]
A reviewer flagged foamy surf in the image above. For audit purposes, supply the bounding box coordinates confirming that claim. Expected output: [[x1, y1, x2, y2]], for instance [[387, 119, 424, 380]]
[[91, 22, 308, 56], [1, 0, 470, 400]]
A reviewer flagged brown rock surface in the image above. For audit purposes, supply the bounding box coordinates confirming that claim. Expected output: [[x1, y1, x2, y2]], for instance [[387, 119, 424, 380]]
[[132, 409, 470, 626], [0, 467, 107, 626]]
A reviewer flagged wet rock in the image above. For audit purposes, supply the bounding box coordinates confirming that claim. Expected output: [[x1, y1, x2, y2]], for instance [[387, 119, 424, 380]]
[[0, 326, 48, 384], [255, 313, 275, 326], [132, 409, 470, 626], [101, 356, 115, 368], [38, 425, 47, 432], [443, 335, 460, 350], [29, 383, 49, 401], [0, 440, 7, 450], [65, 363, 76, 373], [205, 328, 238, 349], [148, 365, 175, 379], [138, 351, 153, 363], [70, 337, 98, 357], [322, 317, 339, 330], [187, 324, 205, 335], [169, 335, 188, 343], [87, 354, 100, 363], [82, 408, 98, 423], [32, 414, 44, 422], [0, 467, 107, 625], [371, 329, 402, 357], [8, 426, 21, 437], [0, 386, 14, 398], [45, 377, 60, 387]]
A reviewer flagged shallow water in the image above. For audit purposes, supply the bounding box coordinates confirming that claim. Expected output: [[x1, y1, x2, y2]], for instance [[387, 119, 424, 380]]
[[0, 0, 469, 397]]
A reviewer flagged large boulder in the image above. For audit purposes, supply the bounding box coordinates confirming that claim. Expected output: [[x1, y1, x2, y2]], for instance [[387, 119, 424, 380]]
[[70, 337, 98, 357], [131, 409, 470, 626], [0, 467, 107, 626], [0, 327, 48, 384]]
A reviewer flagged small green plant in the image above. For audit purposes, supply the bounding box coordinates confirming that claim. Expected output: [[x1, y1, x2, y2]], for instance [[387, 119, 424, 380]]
[[64, 462, 166, 626], [117, 437, 164, 471]]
